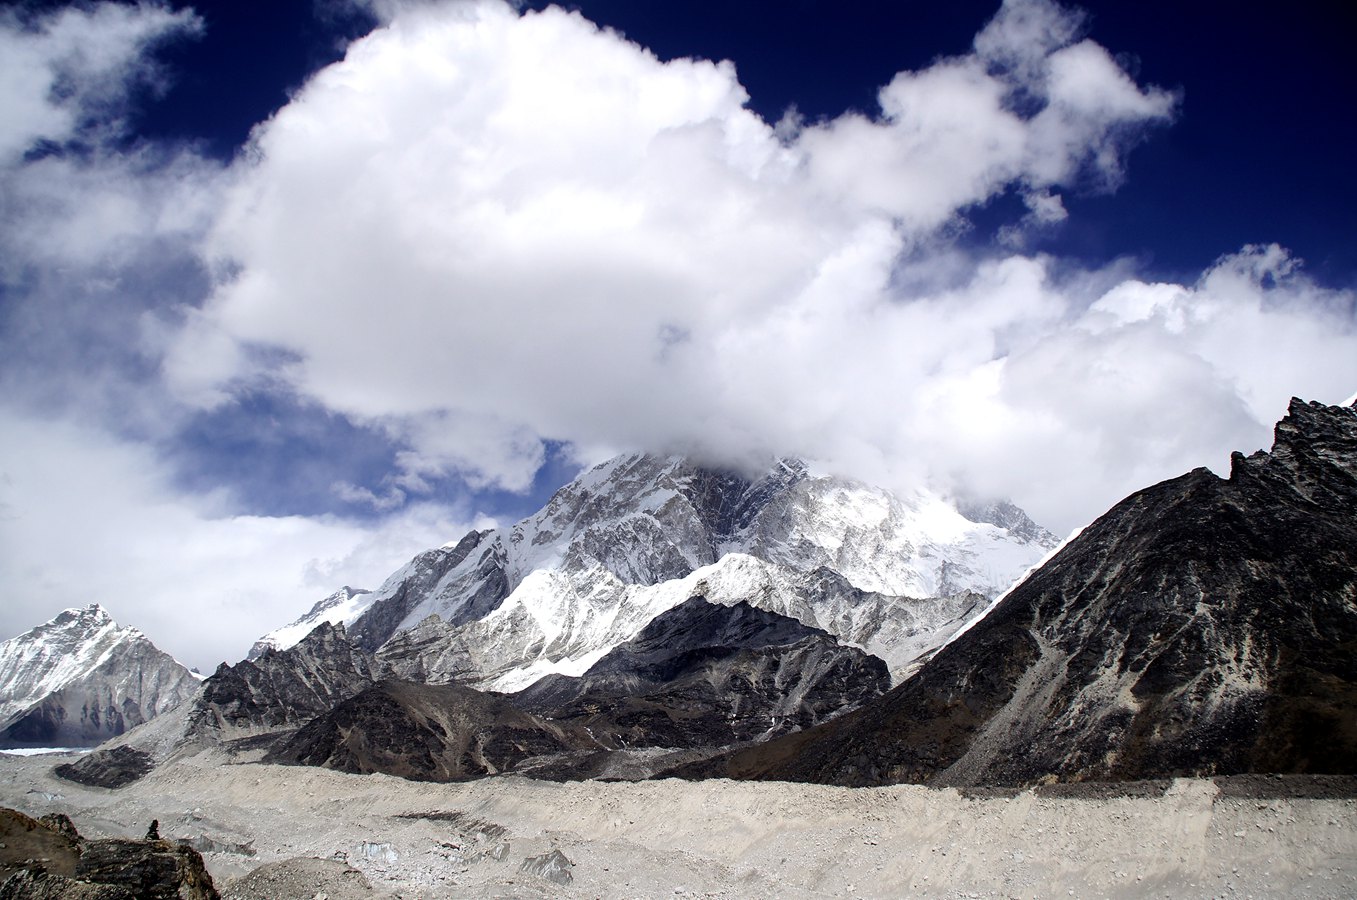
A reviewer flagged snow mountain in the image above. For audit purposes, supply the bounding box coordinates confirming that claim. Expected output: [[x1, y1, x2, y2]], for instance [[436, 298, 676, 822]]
[[0, 605, 199, 748], [247, 587, 371, 660], [256, 454, 1057, 690]]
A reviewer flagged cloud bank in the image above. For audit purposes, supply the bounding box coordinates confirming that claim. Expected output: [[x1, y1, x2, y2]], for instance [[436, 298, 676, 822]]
[[174, 0, 1353, 523], [2, 0, 1355, 665]]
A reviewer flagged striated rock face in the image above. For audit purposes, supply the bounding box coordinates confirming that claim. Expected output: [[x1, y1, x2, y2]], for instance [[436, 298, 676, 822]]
[[255, 453, 1056, 692], [185, 622, 382, 747], [0, 807, 217, 900], [515, 596, 890, 749], [75, 838, 218, 900], [267, 681, 598, 781], [0, 868, 134, 899], [691, 399, 1357, 787], [0, 606, 198, 748]]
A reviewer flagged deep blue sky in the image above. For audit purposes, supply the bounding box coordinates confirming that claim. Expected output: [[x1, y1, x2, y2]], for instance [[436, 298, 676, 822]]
[[128, 0, 1356, 289], [16, 0, 1357, 528]]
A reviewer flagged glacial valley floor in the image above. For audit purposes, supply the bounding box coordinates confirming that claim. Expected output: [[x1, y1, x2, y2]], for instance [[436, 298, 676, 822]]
[[2, 750, 1355, 899]]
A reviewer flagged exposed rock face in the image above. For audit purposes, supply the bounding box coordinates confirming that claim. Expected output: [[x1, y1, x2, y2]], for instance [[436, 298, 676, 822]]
[[515, 596, 890, 748], [0, 807, 217, 900], [0, 606, 198, 748], [53, 745, 155, 789], [256, 453, 1056, 692], [519, 849, 574, 885], [267, 681, 598, 781], [689, 399, 1357, 787], [75, 838, 218, 900], [185, 622, 382, 746], [0, 807, 81, 880]]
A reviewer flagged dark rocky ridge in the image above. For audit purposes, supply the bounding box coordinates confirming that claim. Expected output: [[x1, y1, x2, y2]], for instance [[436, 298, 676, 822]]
[[186, 621, 382, 745], [53, 745, 154, 789], [266, 681, 599, 781], [515, 596, 890, 749], [685, 399, 1357, 787], [269, 599, 888, 782]]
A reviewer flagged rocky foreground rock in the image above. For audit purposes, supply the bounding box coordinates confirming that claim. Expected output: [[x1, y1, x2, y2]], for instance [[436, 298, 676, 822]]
[[0, 807, 218, 899]]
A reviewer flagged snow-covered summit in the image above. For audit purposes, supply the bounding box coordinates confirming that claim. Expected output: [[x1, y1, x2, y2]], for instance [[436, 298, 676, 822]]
[[254, 453, 1059, 690], [0, 604, 199, 747], [247, 587, 372, 660]]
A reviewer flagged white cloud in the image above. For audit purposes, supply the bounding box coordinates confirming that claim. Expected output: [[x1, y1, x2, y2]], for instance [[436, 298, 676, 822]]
[[2, 0, 1356, 668], [0, 2, 200, 163], [0, 3, 223, 440], [166, 0, 1207, 521], [0, 407, 478, 670]]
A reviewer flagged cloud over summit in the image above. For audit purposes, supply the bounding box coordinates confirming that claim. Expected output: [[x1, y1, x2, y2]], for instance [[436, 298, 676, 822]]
[[164, 0, 1275, 530], [1, 0, 1355, 667]]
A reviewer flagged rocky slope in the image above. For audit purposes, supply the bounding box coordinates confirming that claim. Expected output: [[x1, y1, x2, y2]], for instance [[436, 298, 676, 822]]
[[266, 681, 599, 781], [267, 598, 888, 783], [688, 398, 1357, 787], [514, 596, 890, 750], [0, 807, 218, 899], [0, 606, 199, 748], [55, 622, 386, 788], [184, 622, 382, 748], [258, 454, 1055, 691]]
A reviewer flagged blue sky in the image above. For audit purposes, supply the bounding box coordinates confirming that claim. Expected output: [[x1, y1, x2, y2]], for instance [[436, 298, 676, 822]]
[[2, 0, 1355, 669]]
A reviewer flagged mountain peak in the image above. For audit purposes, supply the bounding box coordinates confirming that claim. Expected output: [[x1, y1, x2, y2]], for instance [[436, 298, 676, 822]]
[[51, 603, 115, 629], [1, 605, 197, 748]]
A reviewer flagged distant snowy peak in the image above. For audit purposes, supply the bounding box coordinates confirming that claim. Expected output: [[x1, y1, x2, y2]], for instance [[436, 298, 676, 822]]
[[255, 452, 1058, 693], [1, 604, 129, 720], [249, 586, 373, 660], [955, 498, 1058, 547], [0, 604, 198, 747]]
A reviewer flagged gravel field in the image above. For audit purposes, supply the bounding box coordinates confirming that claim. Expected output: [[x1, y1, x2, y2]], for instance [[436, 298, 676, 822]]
[[3, 749, 1355, 899]]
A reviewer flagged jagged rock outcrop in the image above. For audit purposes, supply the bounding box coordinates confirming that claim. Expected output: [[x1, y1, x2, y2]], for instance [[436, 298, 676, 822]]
[[75, 838, 218, 900], [687, 399, 1357, 787], [515, 596, 889, 749], [185, 622, 382, 747], [0, 807, 217, 899], [0, 606, 198, 748], [267, 681, 599, 781]]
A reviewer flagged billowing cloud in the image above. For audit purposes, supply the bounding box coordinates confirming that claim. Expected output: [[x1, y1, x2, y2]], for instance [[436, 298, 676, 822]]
[[167, 0, 1356, 531], [2, 0, 1356, 661], [163, 0, 1264, 531]]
